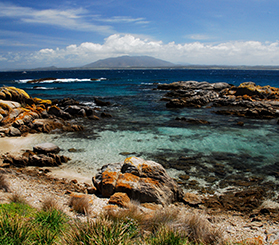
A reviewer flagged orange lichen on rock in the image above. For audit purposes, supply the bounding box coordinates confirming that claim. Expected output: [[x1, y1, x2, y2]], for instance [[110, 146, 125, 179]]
[[141, 163, 154, 174], [141, 177, 160, 187], [33, 97, 52, 106], [116, 173, 139, 191], [237, 82, 279, 100], [108, 192, 130, 207], [102, 170, 118, 184], [239, 236, 265, 245]]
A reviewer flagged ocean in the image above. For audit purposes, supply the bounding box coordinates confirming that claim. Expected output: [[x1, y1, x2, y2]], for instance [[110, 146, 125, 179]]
[[1, 69, 279, 194]]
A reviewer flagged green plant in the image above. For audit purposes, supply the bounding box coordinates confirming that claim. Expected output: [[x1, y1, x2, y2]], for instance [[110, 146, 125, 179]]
[[31, 208, 68, 244], [65, 216, 139, 245], [0, 212, 32, 244], [0, 202, 35, 218], [147, 226, 188, 245]]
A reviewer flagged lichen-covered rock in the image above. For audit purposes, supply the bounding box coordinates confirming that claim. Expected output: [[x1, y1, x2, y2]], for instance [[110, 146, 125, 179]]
[[109, 192, 130, 207], [93, 157, 184, 205], [159, 81, 279, 119]]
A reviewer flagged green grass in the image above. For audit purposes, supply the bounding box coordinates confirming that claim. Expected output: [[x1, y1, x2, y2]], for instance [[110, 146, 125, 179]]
[[0, 202, 67, 245]]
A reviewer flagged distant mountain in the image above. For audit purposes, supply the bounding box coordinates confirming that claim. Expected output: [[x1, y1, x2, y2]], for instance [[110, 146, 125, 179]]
[[83, 56, 175, 68]]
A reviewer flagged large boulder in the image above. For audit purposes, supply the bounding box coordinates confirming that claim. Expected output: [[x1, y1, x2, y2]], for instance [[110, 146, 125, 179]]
[[93, 156, 184, 205]]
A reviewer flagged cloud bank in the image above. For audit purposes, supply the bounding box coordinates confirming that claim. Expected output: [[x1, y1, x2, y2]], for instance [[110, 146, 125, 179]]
[[2, 34, 279, 69]]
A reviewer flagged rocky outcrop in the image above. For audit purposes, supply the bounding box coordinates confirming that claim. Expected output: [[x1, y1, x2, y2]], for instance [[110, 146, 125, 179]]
[[1, 144, 70, 168], [0, 86, 112, 137], [92, 156, 184, 205], [158, 81, 279, 119]]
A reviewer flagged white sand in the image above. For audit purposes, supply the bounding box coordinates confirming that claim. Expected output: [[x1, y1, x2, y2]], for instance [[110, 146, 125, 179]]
[[0, 134, 40, 154]]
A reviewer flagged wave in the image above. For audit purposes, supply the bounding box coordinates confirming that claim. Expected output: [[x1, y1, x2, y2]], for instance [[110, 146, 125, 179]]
[[26, 86, 58, 90], [141, 82, 162, 85], [16, 77, 107, 84]]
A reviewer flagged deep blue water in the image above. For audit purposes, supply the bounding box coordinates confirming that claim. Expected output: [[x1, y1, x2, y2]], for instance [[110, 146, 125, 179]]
[[1, 69, 279, 194]]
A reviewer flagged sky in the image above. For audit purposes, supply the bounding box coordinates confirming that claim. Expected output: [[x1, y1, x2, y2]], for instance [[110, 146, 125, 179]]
[[1, 0, 279, 69]]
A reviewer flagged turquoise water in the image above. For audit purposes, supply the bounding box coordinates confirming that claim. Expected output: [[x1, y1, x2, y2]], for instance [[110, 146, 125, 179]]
[[1, 69, 279, 193]]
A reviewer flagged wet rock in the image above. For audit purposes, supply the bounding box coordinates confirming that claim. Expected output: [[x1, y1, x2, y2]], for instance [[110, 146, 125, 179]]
[[57, 98, 80, 107], [93, 156, 184, 205], [48, 106, 72, 120], [175, 117, 210, 124], [33, 143, 60, 154], [94, 98, 111, 106], [159, 81, 279, 120], [101, 112, 112, 118]]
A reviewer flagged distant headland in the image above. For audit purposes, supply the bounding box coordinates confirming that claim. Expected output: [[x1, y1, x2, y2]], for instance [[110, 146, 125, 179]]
[[3, 55, 279, 71]]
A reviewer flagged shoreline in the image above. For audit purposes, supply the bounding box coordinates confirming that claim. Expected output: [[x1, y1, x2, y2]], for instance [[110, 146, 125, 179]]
[[1, 83, 279, 243], [1, 163, 279, 243]]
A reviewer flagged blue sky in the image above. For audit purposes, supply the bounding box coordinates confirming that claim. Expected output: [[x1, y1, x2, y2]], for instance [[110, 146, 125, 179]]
[[1, 0, 279, 69]]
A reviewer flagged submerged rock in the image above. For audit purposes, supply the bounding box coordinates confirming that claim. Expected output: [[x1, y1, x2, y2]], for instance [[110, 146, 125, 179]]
[[93, 156, 184, 205]]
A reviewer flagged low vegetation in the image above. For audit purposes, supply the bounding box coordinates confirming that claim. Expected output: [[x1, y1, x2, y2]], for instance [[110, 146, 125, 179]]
[[0, 196, 250, 245]]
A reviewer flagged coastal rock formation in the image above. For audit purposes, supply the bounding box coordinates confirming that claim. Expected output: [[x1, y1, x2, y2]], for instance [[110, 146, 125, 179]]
[[93, 156, 184, 205], [0, 86, 112, 137], [158, 81, 279, 119], [2, 144, 70, 167]]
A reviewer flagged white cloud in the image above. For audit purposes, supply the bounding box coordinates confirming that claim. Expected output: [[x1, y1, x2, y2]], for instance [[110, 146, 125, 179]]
[[0, 3, 113, 34], [93, 15, 149, 24], [2, 34, 279, 68]]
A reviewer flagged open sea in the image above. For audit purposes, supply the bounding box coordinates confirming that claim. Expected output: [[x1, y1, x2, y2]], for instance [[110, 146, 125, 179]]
[[1, 69, 279, 194]]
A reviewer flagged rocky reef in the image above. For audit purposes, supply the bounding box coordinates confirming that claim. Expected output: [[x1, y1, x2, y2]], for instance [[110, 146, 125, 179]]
[[0, 86, 112, 137], [158, 81, 279, 120]]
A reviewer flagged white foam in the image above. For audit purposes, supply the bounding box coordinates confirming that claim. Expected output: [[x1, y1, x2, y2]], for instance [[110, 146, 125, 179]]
[[16, 78, 105, 83]]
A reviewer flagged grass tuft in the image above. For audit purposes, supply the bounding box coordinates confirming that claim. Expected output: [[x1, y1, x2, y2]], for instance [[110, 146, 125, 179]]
[[41, 196, 59, 211], [32, 208, 68, 244], [0, 212, 32, 245], [147, 226, 188, 245], [180, 212, 224, 245], [69, 195, 91, 215], [8, 191, 27, 204], [0, 174, 10, 192], [64, 216, 139, 245]]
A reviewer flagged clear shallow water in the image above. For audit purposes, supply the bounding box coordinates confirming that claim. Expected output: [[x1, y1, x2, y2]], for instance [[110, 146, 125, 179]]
[[1, 69, 279, 193]]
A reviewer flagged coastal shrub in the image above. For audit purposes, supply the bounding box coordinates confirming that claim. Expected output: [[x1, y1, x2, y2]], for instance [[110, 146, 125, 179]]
[[64, 216, 139, 245], [0, 174, 10, 192], [69, 195, 90, 214]]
